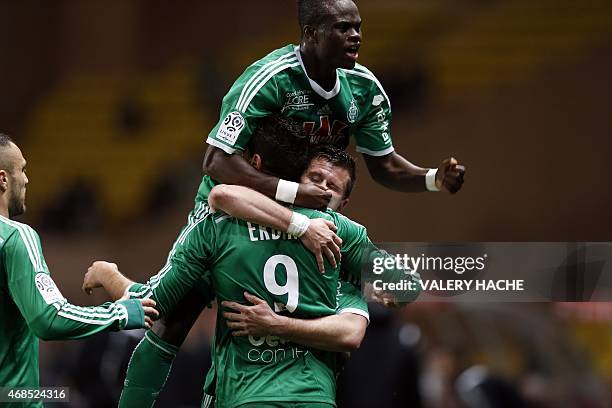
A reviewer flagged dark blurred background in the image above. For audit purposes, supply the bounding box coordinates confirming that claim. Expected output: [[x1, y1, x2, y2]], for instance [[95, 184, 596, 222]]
[[2, 0, 612, 406]]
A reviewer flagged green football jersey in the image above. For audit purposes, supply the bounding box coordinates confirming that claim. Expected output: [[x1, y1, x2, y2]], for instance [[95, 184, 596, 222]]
[[132, 204, 375, 407], [0, 215, 144, 404], [200, 280, 369, 407], [194, 44, 394, 203], [207, 44, 393, 157]]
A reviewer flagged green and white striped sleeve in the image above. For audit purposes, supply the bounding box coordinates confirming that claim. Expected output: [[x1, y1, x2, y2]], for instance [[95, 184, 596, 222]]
[[336, 281, 369, 323], [4, 226, 145, 341]]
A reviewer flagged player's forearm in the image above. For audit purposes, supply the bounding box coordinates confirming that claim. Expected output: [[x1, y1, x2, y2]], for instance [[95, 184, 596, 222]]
[[101, 269, 135, 301], [364, 151, 429, 192], [29, 300, 142, 341], [203, 146, 331, 209], [203, 146, 280, 199], [274, 314, 366, 352], [209, 184, 292, 231]]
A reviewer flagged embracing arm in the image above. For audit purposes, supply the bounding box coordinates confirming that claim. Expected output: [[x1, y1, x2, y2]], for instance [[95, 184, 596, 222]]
[[223, 292, 367, 353], [204, 146, 332, 209], [209, 184, 342, 272]]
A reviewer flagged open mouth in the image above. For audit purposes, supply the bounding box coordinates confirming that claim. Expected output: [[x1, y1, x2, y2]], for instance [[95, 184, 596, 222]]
[[345, 44, 360, 60]]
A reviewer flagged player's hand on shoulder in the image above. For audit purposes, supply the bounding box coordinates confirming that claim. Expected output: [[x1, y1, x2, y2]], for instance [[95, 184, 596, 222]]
[[300, 218, 342, 274], [436, 157, 466, 194], [82, 261, 118, 295], [296, 183, 332, 210]]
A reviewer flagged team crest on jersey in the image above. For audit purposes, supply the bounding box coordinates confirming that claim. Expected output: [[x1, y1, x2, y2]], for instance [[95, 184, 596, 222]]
[[347, 99, 359, 123], [216, 111, 245, 145]]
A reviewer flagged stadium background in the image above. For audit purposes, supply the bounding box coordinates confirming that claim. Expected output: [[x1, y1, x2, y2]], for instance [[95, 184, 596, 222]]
[[2, 0, 612, 406]]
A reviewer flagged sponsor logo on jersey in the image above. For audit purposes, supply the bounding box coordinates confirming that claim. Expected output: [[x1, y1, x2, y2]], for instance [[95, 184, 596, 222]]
[[303, 116, 349, 146], [281, 90, 314, 112], [375, 107, 391, 143], [246, 334, 310, 364], [35, 273, 64, 305], [347, 98, 359, 123], [216, 111, 245, 145], [372, 94, 385, 107]]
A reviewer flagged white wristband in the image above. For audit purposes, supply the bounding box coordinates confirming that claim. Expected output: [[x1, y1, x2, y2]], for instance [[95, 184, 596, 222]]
[[426, 168, 440, 192], [275, 179, 299, 204], [287, 211, 311, 237]]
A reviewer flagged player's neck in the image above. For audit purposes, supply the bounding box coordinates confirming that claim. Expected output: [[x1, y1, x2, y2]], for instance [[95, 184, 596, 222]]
[[299, 46, 337, 92], [0, 203, 8, 218]]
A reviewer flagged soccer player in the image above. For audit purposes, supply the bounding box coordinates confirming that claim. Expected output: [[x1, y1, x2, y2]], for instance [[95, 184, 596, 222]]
[[202, 0, 466, 212], [0, 134, 159, 407], [107, 0, 464, 404], [84, 122, 416, 407], [84, 118, 372, 407]]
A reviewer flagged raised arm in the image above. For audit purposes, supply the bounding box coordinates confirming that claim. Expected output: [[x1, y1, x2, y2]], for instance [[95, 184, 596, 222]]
[[364, 152, 465, 194], [209, 184, 342, 272]]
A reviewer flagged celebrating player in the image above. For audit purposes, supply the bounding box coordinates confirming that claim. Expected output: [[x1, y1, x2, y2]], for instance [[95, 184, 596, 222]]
[[202, 0, 465, 212], [84, 117, 415, 407], [0, 134, 159, 406]]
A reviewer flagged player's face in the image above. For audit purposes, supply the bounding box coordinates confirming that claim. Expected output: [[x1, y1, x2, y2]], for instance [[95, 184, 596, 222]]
[[5, 144, 28, 217], [301, 158, 351, 212], [317, 0, 362, 69]]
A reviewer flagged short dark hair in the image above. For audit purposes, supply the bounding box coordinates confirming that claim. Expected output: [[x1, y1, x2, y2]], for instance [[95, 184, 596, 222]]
[[248, 115, 310, 183], [0, 133, 13, 147], [297, 0, 345, 30], [0, 133, 16, 173], [308, 146, 356, 198]]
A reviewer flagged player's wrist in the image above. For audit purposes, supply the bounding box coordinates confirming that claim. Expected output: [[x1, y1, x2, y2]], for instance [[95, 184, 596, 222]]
[[269, 314, 291, 336], [275, 179, 299, 204], [287, 211, 310, 237], [425, 168, 440, 192]]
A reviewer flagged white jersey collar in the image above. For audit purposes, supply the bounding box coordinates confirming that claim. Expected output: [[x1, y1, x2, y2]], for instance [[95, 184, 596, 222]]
[[295, 46, 340, 100]]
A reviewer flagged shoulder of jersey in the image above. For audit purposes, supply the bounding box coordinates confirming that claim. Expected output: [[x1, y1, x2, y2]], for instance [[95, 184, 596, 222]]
[[0, 216, 37, 244], [235, 45, 300, 113], [327, 210, 365, 230], [340, 63, 391, 108]]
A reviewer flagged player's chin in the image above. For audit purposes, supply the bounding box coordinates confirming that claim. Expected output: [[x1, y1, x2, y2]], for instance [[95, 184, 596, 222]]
[[339, 58, 357, 70]]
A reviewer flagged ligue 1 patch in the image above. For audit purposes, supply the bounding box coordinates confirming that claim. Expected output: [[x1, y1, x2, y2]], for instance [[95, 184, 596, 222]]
[[372, 94, 385, 107], [35, 273, 64, 305], [347, 99, 359, 123], [216, 111, 245, 145]]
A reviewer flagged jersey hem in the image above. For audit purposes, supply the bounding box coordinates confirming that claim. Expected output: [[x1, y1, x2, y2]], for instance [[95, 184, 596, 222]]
[[356, 145, 395, 157], [229, 395, 336, 408]]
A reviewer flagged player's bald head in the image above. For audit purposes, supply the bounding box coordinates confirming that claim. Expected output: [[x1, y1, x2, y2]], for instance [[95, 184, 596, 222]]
[[0, 133, 18, 173], [297, 0, 357, 30]]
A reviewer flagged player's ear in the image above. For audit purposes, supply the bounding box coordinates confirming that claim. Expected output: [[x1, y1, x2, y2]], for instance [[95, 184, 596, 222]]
[[0, 170, 8, 192], [337, 198, 350, 213], [303, 25, 317, 43], [250, 154, 262, 171]]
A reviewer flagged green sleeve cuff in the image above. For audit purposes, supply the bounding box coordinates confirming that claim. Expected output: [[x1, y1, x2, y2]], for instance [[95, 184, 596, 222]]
[[117, 299, 145, 330]]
